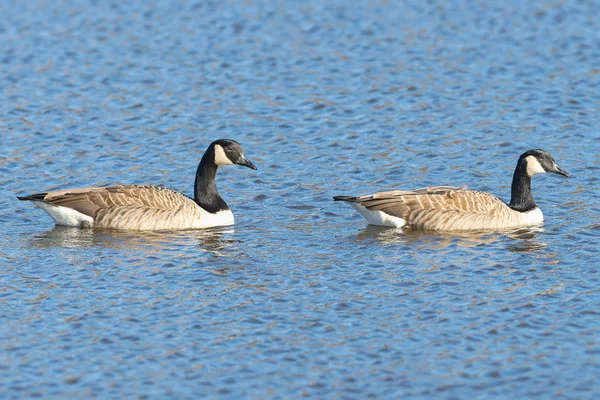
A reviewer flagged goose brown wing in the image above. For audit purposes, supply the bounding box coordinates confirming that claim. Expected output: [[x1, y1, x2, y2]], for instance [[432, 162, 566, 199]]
[[40, 185, 196, 218], [357, 186, 507, 221]]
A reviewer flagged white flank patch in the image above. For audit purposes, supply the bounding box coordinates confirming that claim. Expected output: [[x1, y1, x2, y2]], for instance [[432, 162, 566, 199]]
[[195, 209, 235, 228], [214, 144, 234, 166], [525, 156, 545, 176], [33, 201, 93, 227], [348, 203, 406, 228], [517, 207, 544, 225]]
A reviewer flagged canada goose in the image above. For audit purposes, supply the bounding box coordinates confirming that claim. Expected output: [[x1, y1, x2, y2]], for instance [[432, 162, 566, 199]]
[[333, 149, 569, 231], [17, 139, 257, 231]]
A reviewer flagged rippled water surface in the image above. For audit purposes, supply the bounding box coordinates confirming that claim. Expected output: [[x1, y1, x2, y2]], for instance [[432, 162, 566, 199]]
[[2, 1, 600, 398]]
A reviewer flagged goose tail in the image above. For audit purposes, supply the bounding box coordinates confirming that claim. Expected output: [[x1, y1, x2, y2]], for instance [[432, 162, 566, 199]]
[[17, 193, 48, 201], [333, 195, 360, 202]]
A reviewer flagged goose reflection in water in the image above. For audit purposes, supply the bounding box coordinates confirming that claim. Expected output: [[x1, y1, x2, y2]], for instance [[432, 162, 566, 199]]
[[354, 224, 549, 253], [26, 225, 238, 257]]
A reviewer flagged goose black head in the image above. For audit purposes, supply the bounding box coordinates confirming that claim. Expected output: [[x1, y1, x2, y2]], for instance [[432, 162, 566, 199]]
[[519, 149, 569, 178], [211, 139, 257, 170]]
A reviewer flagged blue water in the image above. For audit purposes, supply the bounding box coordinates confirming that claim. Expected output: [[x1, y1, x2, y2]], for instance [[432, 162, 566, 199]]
[[1, 0, 600, 398]]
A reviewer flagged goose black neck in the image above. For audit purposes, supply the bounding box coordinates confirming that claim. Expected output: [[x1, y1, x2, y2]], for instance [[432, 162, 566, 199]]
[[509, 160, 536, 212], [194, 150, 229, 213]]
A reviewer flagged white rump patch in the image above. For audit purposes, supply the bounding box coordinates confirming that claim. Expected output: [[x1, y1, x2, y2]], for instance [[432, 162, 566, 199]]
[[214, 144, 234, 166], [517, 207, 544, 225], [33, 201, 94, 228], [525, 156, 545, 176], [348, 202, 406, 228]]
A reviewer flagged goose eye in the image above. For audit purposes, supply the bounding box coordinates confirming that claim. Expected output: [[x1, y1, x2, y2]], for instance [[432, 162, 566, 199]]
[[539, 155, 545, 161]]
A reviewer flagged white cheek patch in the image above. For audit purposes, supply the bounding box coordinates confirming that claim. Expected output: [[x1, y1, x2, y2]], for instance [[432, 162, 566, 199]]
[[525, 156, 545, 176], [214, 144, 234, 166]]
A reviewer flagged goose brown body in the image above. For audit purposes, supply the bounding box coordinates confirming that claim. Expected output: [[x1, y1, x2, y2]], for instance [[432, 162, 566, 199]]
[[18, 139, 257, 231], [335, 186, 541, 231], [21, 185, 229, 230], [334, 149, 570, 231]]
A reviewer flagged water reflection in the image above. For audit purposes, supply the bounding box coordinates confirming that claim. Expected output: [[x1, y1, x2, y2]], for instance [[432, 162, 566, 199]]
[[353, 224, 548, 252], [27, 225, 96, 249], [26, 225, 238, 255], [503, 226, 549, 252]]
